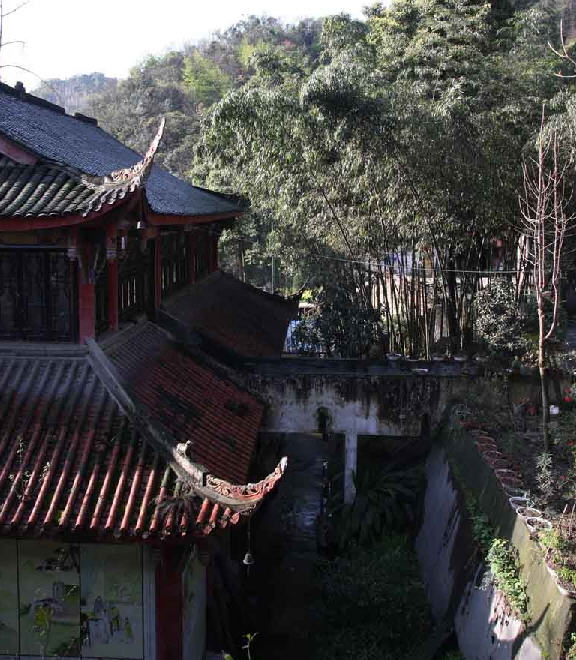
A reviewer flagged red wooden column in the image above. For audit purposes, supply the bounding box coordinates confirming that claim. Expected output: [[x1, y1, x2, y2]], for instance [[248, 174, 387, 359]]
[[186, 227, 197, 284], [156, 546, 184, 660], [78, 279, 95, 342], [106, 225, 119, 332], [75, 233, 95, 343], [154, 233, 163, 310]]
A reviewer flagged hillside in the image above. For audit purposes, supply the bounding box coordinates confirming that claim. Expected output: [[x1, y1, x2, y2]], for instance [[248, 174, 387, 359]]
[[33, 72, 117, 115]]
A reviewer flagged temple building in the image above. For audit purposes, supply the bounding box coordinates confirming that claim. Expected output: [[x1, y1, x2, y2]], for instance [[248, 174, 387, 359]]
[[0, 81, 290, 660]]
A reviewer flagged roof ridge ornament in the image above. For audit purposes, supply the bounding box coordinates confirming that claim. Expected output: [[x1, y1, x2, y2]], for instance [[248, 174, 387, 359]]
[[108, 117, 166, 186], [79, 118, 166, 215], [82, 117, 166, 192]]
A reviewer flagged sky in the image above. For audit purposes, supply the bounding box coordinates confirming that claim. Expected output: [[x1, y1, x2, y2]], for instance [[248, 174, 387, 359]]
[[0, 0, 369, 90]]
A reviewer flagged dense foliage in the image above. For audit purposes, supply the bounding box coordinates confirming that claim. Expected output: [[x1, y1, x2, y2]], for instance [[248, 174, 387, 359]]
[[196, 1, 567, 355], [474, 279, 531, 356], [44, 4, 576, 356], [312, 534, 432, 659], [333, 464, 423, 549], [77, 16, 323, 183]]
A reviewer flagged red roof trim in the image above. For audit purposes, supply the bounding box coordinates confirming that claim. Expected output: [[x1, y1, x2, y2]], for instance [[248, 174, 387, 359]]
[[0, 206, 241, 231], [0, 195, 139, 230], [0, 134, 37, 164]]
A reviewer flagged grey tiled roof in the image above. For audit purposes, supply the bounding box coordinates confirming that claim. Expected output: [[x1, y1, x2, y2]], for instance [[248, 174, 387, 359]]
[[0, 156, 144, 217], [0, 83, 240, 218]]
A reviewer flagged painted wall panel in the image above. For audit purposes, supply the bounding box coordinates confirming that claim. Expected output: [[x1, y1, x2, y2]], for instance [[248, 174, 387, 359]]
[[18, 542, 81, 657], [0, 541, 149, 659], [80, 544, 143, 660]]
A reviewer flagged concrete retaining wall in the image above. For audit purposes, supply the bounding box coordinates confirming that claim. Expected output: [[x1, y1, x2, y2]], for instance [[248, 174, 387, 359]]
[[417, 425, 575, 659]]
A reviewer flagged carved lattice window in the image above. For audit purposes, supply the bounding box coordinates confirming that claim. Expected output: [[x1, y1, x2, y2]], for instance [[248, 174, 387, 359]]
[[0, 248, 76, 342]]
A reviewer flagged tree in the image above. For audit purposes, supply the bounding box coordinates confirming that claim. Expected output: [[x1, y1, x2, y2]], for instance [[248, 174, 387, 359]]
[[85, 52, 200, 176], [0, 1, 29, 80], [196, 3, 561, 356], [519, 108, 575, 450], [183, 51, 233, 107]]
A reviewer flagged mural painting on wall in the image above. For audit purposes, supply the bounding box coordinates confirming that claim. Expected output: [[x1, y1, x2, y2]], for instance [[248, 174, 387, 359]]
[[18, 541, 81, 657], [0, 540, 18, 655], [80, 544, 143, 659]]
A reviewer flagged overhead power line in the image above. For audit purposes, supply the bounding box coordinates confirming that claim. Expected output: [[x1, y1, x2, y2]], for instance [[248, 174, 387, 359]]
[[312, 252, 523, 275]]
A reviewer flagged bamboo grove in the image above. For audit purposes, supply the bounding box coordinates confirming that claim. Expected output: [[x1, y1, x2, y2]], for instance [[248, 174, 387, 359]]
[[195, 0, 576, 357]]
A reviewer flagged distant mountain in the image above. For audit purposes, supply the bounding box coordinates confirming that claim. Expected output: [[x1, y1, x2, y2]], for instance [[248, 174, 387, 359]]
[[33, 72, 117, 115]]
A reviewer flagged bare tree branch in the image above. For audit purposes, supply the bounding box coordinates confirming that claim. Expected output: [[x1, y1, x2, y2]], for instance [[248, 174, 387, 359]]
[[1, 0, 28, 18]]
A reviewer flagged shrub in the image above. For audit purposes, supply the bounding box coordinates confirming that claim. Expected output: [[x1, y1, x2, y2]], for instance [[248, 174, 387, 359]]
[[474, 279, 528, 356], [333, 464, 423, 550], [313, 534, 432, 660], [486, 538, 529, 621]]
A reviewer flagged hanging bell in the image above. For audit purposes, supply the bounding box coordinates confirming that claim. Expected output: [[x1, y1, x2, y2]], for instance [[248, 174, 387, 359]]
[[242, 551, 255, 566]]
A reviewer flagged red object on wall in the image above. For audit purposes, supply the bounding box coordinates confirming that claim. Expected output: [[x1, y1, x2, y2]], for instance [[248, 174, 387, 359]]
[[156, 546, 184, 660]]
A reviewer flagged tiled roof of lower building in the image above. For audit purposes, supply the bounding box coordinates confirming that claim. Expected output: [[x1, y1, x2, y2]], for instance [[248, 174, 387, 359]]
[[105, 321, 263, 484], [0, 340, 283, 542], [163, 271, 300, 358]]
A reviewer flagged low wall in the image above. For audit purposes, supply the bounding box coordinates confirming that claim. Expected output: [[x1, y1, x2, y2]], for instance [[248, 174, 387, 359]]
[[246, 363, 568, 438], [417, 424, 575, 659], [247, 372, 464, 436]]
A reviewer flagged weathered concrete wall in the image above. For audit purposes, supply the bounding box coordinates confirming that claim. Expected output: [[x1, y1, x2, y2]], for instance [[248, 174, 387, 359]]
[[246, 366, 565, 437], [247, 372, 466, 501], [418, 426, 576, 659], [245, 360, 573, 656], [417, 445, 542, 659], [247, 373, 468, 436]]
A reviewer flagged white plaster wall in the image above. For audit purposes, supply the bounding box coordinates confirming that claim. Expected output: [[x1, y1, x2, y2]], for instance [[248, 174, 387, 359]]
[[417, 446, 542, 660], [416, 445, 461, 621], [181, 550, 206, 660], [143, 546, 157, 660], [456, 567, 542, 660], [252, 377, 447, 436]]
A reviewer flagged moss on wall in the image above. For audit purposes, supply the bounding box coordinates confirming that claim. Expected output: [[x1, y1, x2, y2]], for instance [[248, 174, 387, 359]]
[[441, 421, 575, 659]]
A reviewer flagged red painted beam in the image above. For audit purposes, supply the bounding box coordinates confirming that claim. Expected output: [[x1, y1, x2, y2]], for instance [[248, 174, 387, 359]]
[[0, 134, 37, 164], [0, 196, 141, 232], [0, 214, 91, 231]]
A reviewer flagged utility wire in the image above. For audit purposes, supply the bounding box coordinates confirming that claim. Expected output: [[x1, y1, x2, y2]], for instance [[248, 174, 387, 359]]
[[312, 252, 524, 275]]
